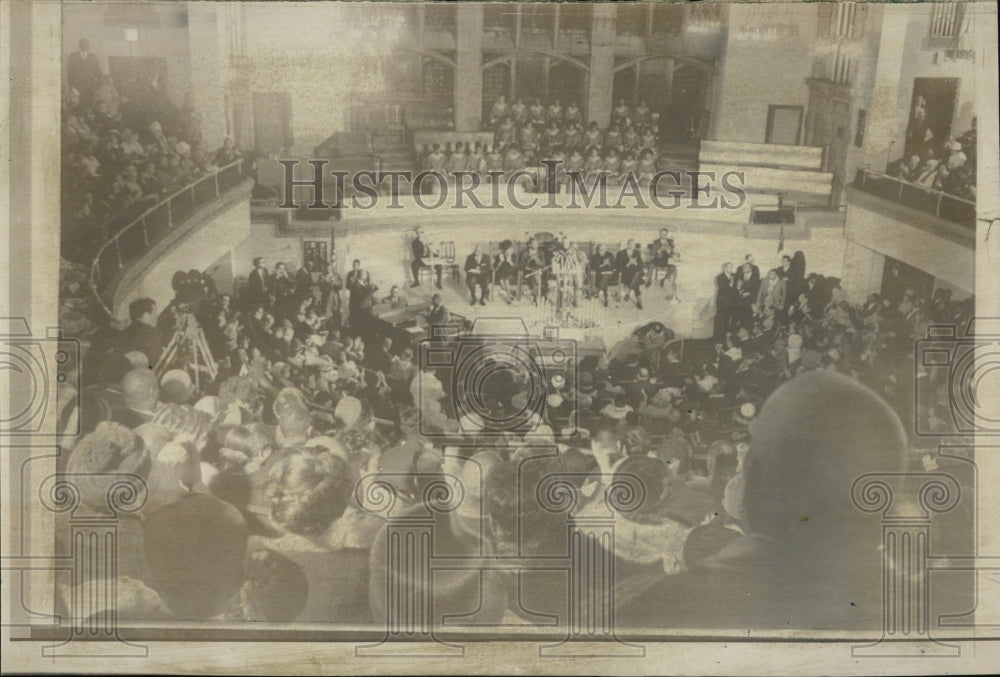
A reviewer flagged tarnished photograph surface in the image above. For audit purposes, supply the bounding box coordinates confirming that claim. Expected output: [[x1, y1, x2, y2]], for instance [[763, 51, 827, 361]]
[[2, 1, 998, 674]]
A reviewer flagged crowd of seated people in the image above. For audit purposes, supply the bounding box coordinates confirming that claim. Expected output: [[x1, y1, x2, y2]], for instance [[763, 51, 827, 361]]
[[61, 38, 244, 264], [54, 222, 973, 625], [886, 117, 976, 202], [418, 97, 665, 187]]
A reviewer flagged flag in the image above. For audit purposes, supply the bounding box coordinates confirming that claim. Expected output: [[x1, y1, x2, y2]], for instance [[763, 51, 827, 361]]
[[777, 222, 785, 253]]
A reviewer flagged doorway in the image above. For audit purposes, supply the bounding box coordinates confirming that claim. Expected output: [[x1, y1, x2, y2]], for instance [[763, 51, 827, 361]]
[[765, 105, 803, 145], [905, 78, 959, 158]]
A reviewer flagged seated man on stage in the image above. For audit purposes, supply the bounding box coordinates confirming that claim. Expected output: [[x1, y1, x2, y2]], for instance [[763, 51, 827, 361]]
[[426, 292, 450, 327], [647, 228, 680, 301], [410, 226, 442, 289], [382, 285, 409, 310], [590, 244, 616, 307], [464, 245, 492, 306], [519, 238, 547, 306]]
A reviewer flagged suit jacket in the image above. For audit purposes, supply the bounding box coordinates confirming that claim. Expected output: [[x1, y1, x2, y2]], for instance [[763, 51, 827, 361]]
[[412, 237, 428, 262], [464, 254, 491, 280], [67, 52, 102, 94], [737, 264, 760, 301], [715, 273, 738, 310], [119, 322, 162, 366], [427, 304, 451, 326], [346, 270, 375, 311], [756, 277, 786, 312], [248, 268, 270, 301]]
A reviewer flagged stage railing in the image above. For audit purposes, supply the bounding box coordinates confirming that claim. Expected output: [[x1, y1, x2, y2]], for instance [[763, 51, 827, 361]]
[[88, 159, 247, 318], [853, 167, 975, 230]]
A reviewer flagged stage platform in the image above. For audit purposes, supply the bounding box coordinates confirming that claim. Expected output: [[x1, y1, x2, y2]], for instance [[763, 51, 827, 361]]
[[396, 273, 715, 353]]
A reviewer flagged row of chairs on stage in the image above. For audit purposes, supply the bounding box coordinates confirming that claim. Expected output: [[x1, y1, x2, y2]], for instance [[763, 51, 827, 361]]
[[415, 234, 678, 304]]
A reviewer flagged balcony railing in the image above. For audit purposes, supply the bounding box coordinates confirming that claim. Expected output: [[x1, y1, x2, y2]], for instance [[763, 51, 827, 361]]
[[853, 168, 975, 230], [89, 159, 248, 317]]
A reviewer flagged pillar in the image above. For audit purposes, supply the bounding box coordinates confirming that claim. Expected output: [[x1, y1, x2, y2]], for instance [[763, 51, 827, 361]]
[[586, 3, 616, 128], [862, 5, 908, 170], [187, 4, 228, 150], [454, 4, 483, 132]]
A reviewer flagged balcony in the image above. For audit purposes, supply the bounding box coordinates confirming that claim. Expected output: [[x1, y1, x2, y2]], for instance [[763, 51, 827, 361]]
[[89, 160, 253, 318], [852, 168, 975, 234]]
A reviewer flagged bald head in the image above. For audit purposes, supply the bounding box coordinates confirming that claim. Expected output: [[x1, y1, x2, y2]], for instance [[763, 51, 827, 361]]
[[743, 371, 906, 541], [123, 368, 159, 412]]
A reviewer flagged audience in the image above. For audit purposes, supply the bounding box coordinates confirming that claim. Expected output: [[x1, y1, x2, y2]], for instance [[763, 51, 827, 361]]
[[61, 38, 244, 263], [886, 118, 976, 202], [55, 41, 973, 631]]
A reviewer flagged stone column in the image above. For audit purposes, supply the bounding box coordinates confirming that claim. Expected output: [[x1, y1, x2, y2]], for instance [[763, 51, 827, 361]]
[[862, 5, 908, 170], [454, 4, 484, 132], [187, 4, 228, 150], [586, 4, 616, 128]]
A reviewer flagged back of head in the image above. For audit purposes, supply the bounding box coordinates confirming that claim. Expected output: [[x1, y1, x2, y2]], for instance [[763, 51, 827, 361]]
[[122, 368, 159, 411], [143, 493, 249, 618], [266, 447, 352, 537], [744, 371, 906, 543], [67, 421, 152, 509]]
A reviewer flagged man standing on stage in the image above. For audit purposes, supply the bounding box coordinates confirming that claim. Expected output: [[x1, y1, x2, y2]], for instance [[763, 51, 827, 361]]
[[590, 244, 615, 307], [346, 258, 378, 321], [247, 256, 271, 308], [519, 238, 547, 306], [713, 262, 738, 341], [410, 226, 442, 289], [464, 245, 492, 306]]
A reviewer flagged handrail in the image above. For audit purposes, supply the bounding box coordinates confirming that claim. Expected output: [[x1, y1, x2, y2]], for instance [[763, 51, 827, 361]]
[[854, 166, 975, 228], [88, 158, 246, 318]]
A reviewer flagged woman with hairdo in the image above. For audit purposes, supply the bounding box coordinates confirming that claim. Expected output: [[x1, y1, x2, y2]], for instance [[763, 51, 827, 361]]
[[243, 446, 371, 623]]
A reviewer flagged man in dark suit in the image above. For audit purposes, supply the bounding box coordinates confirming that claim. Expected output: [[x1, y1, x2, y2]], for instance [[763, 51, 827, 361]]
[[410, 226, 442, 289], [464, 245, 491, 306], [735, 254, 761, 330], [294, 261, 314, 299], [67, 38, 103, 104], [426, 293, 451, 329], [119, 298, 163, 367], [247, 257, 271, 308], [713, 262, 738, 342], [346, 259, 377, 322]]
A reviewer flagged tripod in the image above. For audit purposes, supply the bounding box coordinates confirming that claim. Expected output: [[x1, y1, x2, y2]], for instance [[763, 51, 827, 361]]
[[154, 311, 218, 389]]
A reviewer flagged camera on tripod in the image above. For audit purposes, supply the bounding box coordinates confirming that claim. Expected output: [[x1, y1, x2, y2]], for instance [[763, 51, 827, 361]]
[[171, 269, 216, 317]]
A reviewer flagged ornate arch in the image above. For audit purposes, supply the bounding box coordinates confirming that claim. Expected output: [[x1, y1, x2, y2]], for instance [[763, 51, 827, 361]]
[[394, 46, 457, 71], [482, 50, 590, 73], [613, 53, 715, 76]]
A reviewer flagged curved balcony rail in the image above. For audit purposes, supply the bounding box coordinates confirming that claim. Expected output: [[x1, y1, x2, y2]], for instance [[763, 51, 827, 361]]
[[853, 167, 975, 230], [89, 159, 248, 317]]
